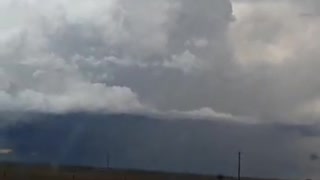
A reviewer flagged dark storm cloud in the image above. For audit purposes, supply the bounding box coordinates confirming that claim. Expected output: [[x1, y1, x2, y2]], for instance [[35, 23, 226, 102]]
[[1, 113, 320, 179]]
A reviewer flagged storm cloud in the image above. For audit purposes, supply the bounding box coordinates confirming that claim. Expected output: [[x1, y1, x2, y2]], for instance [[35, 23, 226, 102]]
[[1, 0, 320, 124], [2, 0, 320, 178]]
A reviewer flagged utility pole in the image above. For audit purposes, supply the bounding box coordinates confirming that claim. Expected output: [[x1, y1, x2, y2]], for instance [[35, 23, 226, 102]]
[[238, 151, 241, 180], [106, 151, 110, 169]]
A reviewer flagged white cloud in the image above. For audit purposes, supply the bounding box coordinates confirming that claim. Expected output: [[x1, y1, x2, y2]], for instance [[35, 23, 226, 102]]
[[0, 149, 13, 155], [0, 54, 146, 114], [0, 0, 153, 114], [231, 0, 301, 65], [163, 50, 203, 73], [226, 0, 320, 123], [171, 107, 234, 120]]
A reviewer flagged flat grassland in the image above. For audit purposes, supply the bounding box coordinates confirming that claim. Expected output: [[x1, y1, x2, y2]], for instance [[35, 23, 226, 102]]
[[0, 163, 278, 180]]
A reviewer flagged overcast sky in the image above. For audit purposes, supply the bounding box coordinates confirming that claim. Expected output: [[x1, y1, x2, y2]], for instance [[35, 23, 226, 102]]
[[2, 0, 320, 178]]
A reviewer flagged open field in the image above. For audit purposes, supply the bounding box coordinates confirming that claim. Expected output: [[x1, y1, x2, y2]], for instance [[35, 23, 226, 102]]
[[0, 163, 279, 180]]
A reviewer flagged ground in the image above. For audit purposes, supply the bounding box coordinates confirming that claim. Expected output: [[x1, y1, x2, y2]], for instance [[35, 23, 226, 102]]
[[0, 163, 279, 180]]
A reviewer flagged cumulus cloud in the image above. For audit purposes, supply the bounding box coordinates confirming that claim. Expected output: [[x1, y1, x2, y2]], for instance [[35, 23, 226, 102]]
[[0, 0, 237, 118], [163, 50, 203, 73], [2, 0, 320, 125], [0, 0, 151, 114]]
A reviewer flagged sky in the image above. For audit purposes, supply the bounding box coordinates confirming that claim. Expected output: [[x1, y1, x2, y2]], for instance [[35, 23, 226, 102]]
[[1, 0, 320, 178]]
